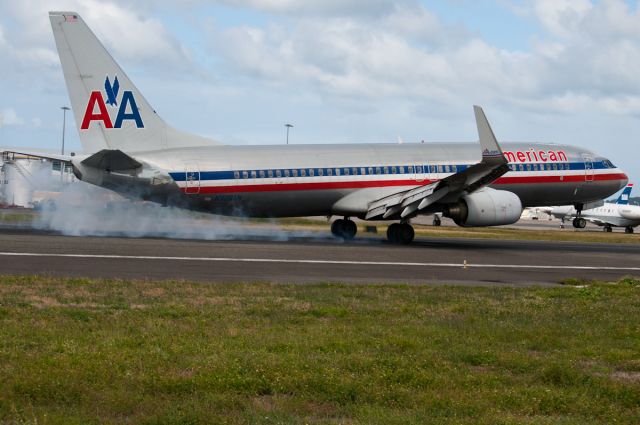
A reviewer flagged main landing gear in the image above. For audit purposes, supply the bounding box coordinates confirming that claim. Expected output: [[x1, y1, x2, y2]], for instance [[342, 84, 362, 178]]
[[387, 222, 415, 245], [331, 218, 357, 240], [603, 225, 613, 232], [625, 226, 635, 234], [572, 217, 587, 229]]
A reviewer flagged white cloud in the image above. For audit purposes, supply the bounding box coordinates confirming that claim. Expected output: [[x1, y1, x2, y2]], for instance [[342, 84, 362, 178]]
[[208, 0, 640, 118], [0, 0, 192, 69], [0, 108, 25, 127], [216, 0, 402, 17]]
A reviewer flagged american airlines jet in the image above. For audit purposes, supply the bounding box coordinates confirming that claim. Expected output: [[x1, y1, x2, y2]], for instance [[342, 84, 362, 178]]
[[2, 12, 629, 244]]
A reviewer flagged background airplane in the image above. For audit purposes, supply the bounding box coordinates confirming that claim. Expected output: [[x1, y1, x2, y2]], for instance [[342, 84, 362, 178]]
[[0, 12, 629, 244], [550, 184, 639, 233]]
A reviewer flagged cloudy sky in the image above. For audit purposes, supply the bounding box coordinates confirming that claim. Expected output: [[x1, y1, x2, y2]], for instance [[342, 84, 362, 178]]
[[0, 0, 638, 184]]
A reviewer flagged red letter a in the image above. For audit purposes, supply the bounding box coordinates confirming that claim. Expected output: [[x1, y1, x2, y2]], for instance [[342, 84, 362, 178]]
[[81, 91, 113, 130]]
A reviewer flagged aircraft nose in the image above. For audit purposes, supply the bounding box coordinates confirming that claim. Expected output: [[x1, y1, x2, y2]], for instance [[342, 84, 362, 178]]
[[619, 172, 629, 190]]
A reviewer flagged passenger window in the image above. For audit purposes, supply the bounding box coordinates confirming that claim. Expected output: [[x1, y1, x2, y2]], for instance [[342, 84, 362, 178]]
[[327, 168, 333, 176], [276, 170, 281, 178], [242, 171, 248, 179], [335, 168, 340, 176], [383, 167, 389, 174], [251, 170, 257, 178], [361, 167, 366, 175], [318, 168, 323, 176], [352, 167, 358, 175], [292, 169, 298, 177], [284, 169, 290, 177], [259, 170, 265, 178], [368, 167, 373, 175], [376, 167, 382, 175], [399, 166, 405, 174], [301, 169, 307, 177], [343, 168, 350, 175], [392, 166, 397, 174], [268, 170, 274, 178], [234, 171, 240, 179], [408, 166, 414, 173], [452, 165, 457, 172]]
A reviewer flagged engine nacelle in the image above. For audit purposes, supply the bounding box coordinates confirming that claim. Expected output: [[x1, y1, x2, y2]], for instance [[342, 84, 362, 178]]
[[619, 207, 640, 221], [444, 188, 522, 227]]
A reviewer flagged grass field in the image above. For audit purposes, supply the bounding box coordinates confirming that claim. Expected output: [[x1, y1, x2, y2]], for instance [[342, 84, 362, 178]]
[[1, 276, 639, 424]]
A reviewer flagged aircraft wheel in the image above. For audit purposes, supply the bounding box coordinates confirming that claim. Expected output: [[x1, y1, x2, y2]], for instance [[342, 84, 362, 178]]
[[433, 216, 441, 226], [398, 223, 415, 245], [387, 223, 401, 243], [604, 225, 612, 232], [342, 219, 357, 240], [331, 219, 345, 237], [573, 217, 586, 229], [625, 226, 634, 234]]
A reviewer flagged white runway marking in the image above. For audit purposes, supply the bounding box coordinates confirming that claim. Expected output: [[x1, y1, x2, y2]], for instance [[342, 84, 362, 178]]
[[0, 251, 639, 271]]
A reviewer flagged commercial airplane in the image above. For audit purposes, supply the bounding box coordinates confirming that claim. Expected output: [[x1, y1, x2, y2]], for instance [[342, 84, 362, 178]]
[[550, 184, 639, 233], [1, 12, 629, 244]]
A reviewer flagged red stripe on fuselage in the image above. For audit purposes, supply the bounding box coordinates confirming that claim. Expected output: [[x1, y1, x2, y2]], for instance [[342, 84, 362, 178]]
[[179, 173, 627, 194]]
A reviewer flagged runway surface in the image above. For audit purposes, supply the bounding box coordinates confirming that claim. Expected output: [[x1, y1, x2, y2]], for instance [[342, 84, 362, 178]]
[[0, 228, 638, 286]]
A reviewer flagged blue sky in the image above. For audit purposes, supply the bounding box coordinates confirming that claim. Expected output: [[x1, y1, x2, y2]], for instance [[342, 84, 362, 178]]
[[0, 0, 638, 187]]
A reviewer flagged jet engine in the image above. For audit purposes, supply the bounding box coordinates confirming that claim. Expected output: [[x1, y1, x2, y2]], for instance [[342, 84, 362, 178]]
[[444, 188, 522, 227], [619, 207, 640, 221]]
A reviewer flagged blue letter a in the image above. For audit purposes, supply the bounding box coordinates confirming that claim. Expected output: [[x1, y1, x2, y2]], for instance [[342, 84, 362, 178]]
[[114, 91, 144, 128]]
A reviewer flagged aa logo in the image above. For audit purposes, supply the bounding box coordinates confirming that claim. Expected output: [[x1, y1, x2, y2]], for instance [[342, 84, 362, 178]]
[[81, 76, 144, 130]]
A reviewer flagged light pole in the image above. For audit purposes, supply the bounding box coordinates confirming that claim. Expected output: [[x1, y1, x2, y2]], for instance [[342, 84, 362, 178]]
[[60, 106, 70, 155], [285, 123, 293, 145]]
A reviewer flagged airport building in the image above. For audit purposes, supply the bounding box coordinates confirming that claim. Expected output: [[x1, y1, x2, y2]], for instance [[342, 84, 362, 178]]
[[0, 153, 75, 208]]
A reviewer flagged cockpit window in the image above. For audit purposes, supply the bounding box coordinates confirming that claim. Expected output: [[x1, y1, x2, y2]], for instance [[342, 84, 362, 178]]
[[602, 159, 615, 168]]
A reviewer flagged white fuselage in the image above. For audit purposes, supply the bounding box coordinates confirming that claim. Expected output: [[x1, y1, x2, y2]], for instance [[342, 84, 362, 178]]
[[88, 141, 627, 219]]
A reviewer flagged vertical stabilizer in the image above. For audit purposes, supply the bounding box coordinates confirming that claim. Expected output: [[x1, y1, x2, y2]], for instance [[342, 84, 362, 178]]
[[616, 183, 633, 205], [49, 11, 219, 153]]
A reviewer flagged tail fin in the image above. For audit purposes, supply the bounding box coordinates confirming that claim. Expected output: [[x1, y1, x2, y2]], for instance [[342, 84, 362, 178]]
[[616, 183, 633, 205], [49, 11, 219, 153]]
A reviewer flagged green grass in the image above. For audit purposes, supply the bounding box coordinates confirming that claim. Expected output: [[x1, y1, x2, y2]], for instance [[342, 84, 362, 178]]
[[1, 276, 639, 424]]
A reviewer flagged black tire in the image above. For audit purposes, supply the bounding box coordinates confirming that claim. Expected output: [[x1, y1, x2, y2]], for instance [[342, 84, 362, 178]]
[[604, 226, 612, 232], [387, 223, 400, 243], [573, 217, 586, 229], [625, 226, 634, 234], [342, 220, 357, 240], [433, 217, 441, 227], [398, 223, 415, 244], [331, 219, 344, 237]]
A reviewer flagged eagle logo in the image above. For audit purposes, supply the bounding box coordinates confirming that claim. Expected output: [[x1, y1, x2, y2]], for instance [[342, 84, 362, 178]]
[[104, 76, 120, 107]]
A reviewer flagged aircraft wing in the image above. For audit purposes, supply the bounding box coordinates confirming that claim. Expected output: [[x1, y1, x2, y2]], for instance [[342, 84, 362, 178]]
[[365, 106, 510, 220]]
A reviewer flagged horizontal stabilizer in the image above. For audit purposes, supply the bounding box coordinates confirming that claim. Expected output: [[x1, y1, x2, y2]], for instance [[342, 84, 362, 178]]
[[81, 149, 141, 171]]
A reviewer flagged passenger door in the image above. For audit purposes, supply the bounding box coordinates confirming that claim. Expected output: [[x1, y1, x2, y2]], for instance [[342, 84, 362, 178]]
[[184, 163, 200, 194], [582, 155, 594, 182]]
